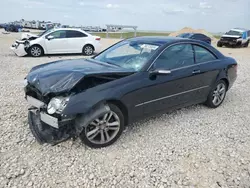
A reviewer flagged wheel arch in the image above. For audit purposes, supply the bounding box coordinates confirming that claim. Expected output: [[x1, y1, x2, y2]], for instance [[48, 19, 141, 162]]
[[220, 78, 229, 90], [28, 44, 45, 54], [214, 68, 230, 91], [106, 99, 129, 126], [83, 43, 95, 51]]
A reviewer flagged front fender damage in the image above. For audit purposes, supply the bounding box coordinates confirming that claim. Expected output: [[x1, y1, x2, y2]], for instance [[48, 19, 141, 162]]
[[75, 103, 110, 135]]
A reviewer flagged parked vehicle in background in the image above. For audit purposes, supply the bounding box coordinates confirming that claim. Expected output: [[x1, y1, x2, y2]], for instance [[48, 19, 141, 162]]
[[4, 24, 22, 32], [10, 28, 101, 57], [0, 23, 6, 28], [217, 28, 250, 48], [24, 36, 237, 148], [177, 33, 211, 44]]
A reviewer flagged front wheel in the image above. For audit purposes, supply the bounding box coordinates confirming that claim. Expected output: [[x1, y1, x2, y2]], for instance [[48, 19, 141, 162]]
[[29, 45, 43, 57], [80, 104, 124, 148], [205, 80, 227, 108]]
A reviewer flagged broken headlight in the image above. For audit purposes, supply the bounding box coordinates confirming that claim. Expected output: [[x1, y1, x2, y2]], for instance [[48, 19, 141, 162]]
[[47, 97, 69, 114]]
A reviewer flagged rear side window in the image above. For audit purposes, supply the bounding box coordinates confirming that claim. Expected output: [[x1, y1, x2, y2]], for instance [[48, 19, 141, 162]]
[[154, 44, 194, 70], [193, 45, 217, 63], [66, 30, 87, 38]]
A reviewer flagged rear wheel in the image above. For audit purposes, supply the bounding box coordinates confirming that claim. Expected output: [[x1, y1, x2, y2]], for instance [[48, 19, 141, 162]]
[[205, 80, 227, 108], [29, 45, 43, 57], [82, 45, 94, 56], [80, 104, 124, 148]]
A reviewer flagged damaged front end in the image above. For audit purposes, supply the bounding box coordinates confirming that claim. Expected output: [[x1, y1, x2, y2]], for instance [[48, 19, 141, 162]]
[[25, 74, 133, 145], [26, 94, 76, 145], [10, 33, 38, 57], [24, 58, 134, 145], [10, 40, 30, 57], [26, 91, 111, 145]]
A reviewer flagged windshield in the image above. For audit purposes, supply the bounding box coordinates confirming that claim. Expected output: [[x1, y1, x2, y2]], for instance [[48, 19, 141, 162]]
[[225, 30, 242, 36], [94, 41, 160, 71], [177, 33, 192, 38], [38, 28, 54, 37]]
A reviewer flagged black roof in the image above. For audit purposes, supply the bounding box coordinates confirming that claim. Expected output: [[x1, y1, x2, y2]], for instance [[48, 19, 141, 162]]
[[127, 36, 186, 45]]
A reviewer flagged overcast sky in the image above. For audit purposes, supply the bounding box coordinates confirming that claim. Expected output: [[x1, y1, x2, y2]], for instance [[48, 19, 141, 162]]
[[1, 0, 249, 32]]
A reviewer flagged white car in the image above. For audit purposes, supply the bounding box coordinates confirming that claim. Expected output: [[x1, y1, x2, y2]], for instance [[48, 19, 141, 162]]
[[11, 28, 101, 57]]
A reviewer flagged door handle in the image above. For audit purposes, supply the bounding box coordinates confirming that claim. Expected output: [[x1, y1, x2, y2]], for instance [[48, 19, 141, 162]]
[[192, 70, 201, 74]]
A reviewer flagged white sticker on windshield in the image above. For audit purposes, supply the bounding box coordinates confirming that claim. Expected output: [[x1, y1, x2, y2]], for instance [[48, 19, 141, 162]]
[[140, 44, 158, 50]]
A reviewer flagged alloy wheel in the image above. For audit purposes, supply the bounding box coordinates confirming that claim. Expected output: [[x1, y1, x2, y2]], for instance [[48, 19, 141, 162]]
[[85, 111, 120, 145], [212, 83, 226, 106], [31, 46, 42, 57], [84, 46, 93, 56]]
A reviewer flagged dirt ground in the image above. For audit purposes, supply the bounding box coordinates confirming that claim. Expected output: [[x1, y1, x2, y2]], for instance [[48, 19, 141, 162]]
[[0, 30, 250, 188]]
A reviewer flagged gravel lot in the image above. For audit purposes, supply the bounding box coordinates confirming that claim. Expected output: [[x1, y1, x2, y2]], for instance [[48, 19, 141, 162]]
[[0, 31, 250, 188]]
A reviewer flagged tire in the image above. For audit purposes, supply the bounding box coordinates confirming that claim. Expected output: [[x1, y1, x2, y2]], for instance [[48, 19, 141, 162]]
[[217, 42, 222, 47], [244, 40, 249, 47], [80, 104, 125, 148], [205, 80, 227, 108], [29, 45, 43, 57], [82, 45, 94, 56]]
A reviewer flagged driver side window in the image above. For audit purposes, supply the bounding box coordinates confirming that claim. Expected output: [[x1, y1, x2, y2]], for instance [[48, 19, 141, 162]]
[[153, 44, 194, 70], [47, 30, 66, 39]]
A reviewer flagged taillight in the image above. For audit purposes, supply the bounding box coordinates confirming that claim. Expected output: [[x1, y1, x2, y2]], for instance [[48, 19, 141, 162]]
[[95, 37, 101, 41]]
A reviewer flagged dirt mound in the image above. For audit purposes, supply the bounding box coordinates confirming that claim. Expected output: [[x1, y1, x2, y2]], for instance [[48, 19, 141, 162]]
[[169, 27, 216, 40]]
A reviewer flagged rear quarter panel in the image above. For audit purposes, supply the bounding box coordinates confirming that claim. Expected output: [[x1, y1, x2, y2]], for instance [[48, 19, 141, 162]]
[[198, 56, 237, 91]]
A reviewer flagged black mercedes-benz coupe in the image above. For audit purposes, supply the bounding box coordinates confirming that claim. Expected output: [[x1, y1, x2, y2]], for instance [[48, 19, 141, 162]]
[[24, 36, 237, 148]]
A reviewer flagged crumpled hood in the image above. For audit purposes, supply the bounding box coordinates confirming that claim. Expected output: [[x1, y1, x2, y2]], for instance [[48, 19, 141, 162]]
[[21, 33, 39, 40], [26, 58, 133, 95]]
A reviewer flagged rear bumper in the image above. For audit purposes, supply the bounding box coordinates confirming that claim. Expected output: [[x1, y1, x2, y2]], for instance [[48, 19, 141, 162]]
[[93, 42, 102, 53], [227, 64, 237, 90]]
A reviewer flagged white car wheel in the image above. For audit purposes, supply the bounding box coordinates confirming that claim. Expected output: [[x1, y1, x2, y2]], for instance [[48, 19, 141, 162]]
[[83, 45, 94, 56], [29, 46, 43, 57]]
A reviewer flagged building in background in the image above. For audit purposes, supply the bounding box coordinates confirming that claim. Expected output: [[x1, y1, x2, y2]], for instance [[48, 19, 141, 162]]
[[13, 19, 61, 30]]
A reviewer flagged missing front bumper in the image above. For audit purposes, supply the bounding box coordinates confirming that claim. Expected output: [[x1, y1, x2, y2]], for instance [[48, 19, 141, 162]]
[[40, 112, 59, 129], [28, 110, 75, 145]]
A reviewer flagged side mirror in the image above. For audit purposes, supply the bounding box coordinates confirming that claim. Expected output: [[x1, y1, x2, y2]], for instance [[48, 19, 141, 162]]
[[47, 35, 54, 40], [149, 69, 171, 77]]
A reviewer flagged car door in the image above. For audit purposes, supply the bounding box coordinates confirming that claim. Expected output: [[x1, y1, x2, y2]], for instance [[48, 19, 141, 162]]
[[135, 44, 209, 115], [192, 44, 220, 98], [66, 30, 88, 53], [44, 30, 68, 54]]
